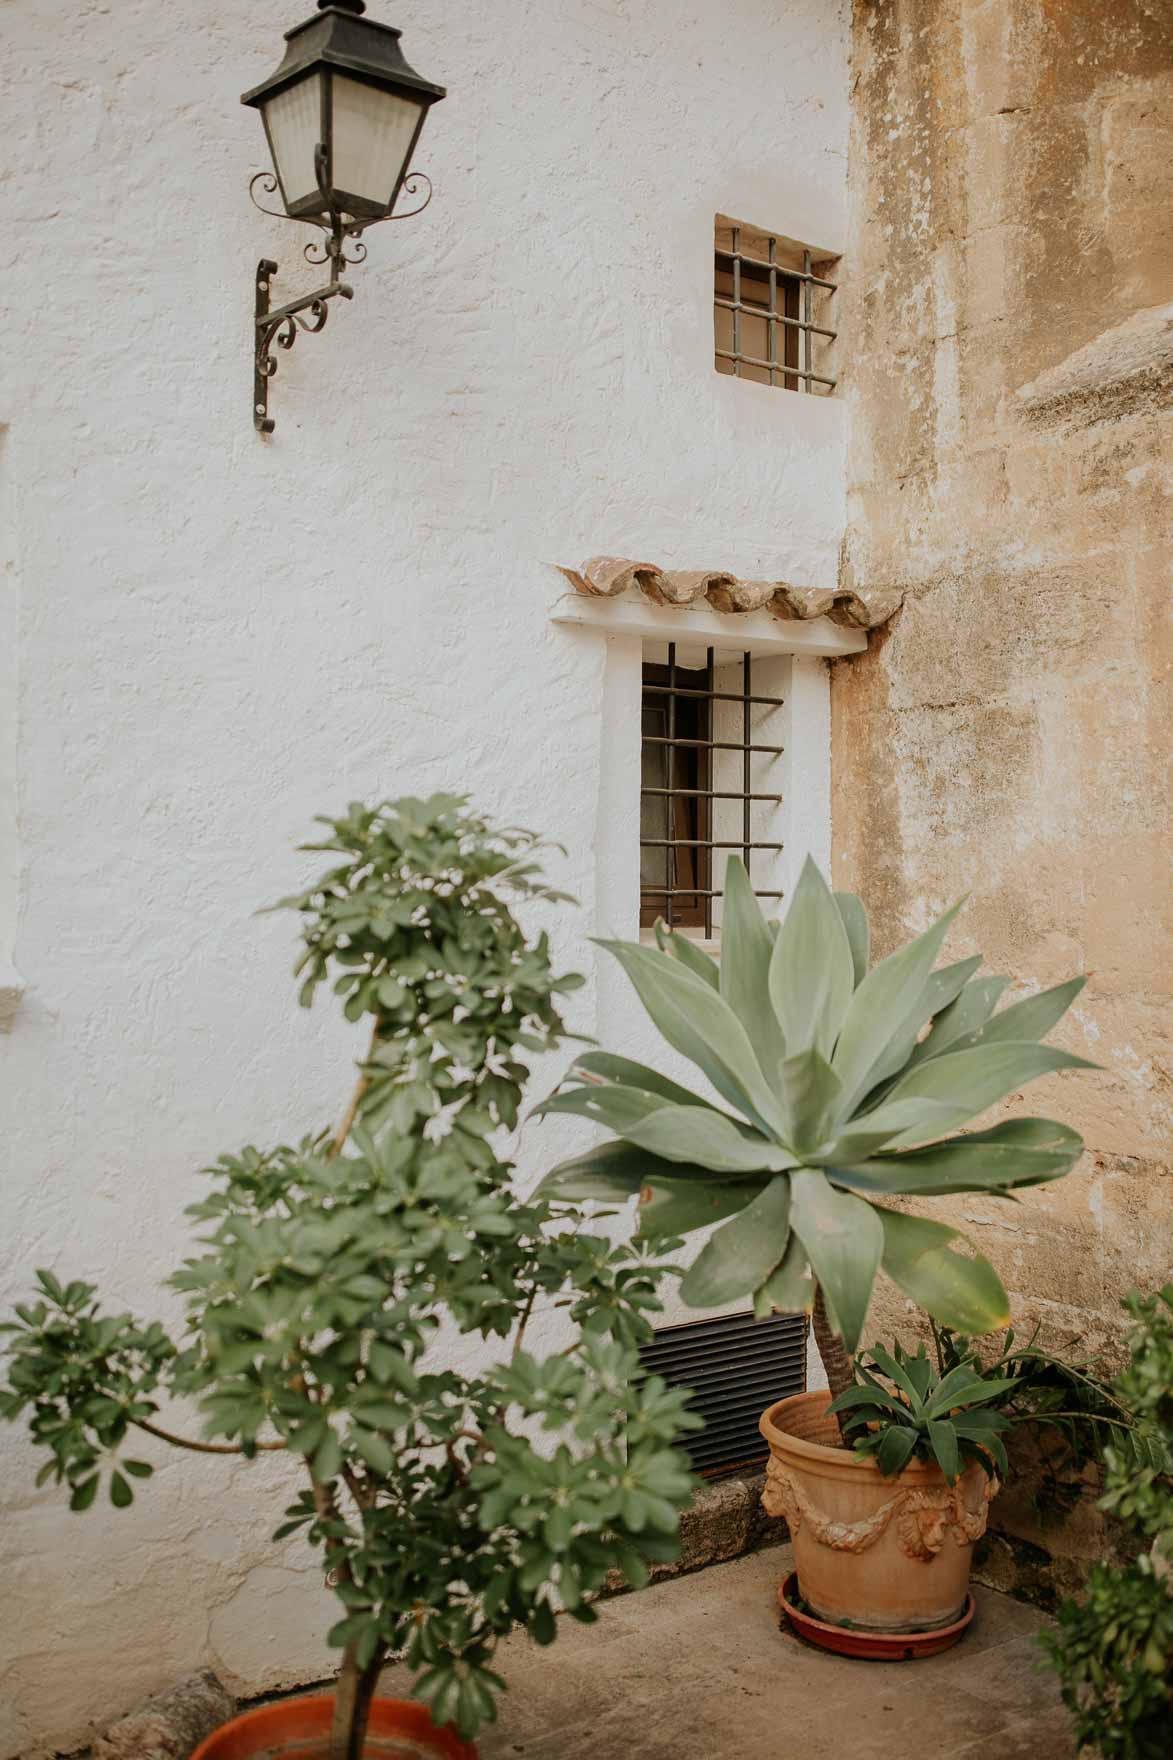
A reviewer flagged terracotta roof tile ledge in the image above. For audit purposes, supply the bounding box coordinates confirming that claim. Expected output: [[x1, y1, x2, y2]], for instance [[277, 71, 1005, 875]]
[[557, 557, 904, 631]]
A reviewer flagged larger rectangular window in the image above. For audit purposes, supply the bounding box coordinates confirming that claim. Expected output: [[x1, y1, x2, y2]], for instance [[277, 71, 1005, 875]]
[[640, 644, 785, 939]]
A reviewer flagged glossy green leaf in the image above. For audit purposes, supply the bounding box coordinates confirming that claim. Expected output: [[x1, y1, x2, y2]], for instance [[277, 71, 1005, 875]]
[[569, 1052, 719, 1109], [779, 1047, 844, 1155], [864, 956, 982, 1092], [927, 1419, 959, 1482], [679, 1178, 792, 1309], [619, 1106, 797, 1173], [878, 1209, 1010, 1334], [753, 1233, 813, 1317], [768, 856, 855, 1060], [875, 1425, 918, 1477], [789, 1169, 883, 1351]]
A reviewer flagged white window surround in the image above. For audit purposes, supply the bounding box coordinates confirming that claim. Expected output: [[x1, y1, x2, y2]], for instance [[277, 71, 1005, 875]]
[[551, 584, 844, 948]]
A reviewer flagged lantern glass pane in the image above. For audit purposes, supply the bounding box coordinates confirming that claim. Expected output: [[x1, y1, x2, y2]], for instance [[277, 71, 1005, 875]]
[[263, 73, 323, 212], [330, 74, 425, 213]]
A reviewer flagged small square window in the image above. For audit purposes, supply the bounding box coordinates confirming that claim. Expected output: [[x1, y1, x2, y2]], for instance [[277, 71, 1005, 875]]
[[714, 217, 838, 394], [640, 645, 785, 940]]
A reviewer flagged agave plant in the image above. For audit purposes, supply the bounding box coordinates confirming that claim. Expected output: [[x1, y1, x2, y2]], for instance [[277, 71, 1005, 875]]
[[537, 854, 1095, 1397], [827, 1341, 1017, 1481]]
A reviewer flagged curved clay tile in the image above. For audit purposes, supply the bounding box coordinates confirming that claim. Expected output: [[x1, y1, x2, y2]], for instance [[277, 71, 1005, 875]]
[[562, 558, 902, 630]]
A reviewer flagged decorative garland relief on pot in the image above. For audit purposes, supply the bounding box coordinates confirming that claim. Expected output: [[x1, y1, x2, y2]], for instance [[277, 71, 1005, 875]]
[[763, 1458, 998, 1564]]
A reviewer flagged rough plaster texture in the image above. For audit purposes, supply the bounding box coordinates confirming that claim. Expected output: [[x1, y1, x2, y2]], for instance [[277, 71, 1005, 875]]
[[833, 0, 1172, 1570], [0, 2, 849, 1753]]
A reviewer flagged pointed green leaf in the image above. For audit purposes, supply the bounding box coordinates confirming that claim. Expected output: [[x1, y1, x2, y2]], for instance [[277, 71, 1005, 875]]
[[721, 856, 788, 1088], [536, 1082, 673, 1133], [864, 956, 983, 1092], [832, 900, 964, 1109], [753, 1232, 813, 1316], [621, 1105, 796, 1172], [596, 939, 785, 1136], [789, 1169, 883, 1352], [830, 1117, 1084, 1197], [823, 1099, 961, 1164], [875, 1425, 918, 1477], [768, 857, 856, 1059], [680, 1178, 792, 1309], [927, 1420, 960, 1482], [878, 1209, 1010, 1334], [877, 1042, 1097, 1148], [569, 1052, 718, 1109], [640, 1176, 769, 1238], [780, 1048, 844, 1155], [833, 891, 869, 987], [536, 1140, 648, 1204], [654, 920, 720, 987], [908, 976, 1009, 1067], [960, 977, 1088, 1052]]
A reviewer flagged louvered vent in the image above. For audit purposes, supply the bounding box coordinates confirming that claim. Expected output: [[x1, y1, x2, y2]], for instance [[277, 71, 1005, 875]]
[[637, 1309, 807, 1479]]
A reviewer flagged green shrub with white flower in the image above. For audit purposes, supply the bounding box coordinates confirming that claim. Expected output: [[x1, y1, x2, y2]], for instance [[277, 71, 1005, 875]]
[[0, 797, 698, 1760]]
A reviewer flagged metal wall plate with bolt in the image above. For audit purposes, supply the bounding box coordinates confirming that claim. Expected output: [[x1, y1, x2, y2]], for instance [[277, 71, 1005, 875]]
[[241, 1, 445, 435]]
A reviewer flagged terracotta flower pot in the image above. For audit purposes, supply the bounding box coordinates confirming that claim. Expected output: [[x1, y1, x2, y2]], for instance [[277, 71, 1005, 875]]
[[760, 1390, 998, 1633], [190, 1694, 478, 1760]]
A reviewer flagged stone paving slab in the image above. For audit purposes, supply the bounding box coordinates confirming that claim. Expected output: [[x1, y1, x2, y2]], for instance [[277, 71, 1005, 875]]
[[379, 1546, 1074, 1760]]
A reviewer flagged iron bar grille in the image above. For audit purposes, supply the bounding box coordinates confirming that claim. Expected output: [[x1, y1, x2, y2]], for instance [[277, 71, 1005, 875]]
[[640, 645, 784, 938], [637, 1310, 807, 1479], [714, 218, 838, 393]]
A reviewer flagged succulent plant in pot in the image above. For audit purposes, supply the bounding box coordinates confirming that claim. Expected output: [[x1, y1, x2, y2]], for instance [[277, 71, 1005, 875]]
[[1, 798, 698, 1760], [536, 853, 1094, 1647]]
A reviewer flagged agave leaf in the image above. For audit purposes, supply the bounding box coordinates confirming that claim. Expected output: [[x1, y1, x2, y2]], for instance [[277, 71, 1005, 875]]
[[863, 956, 983, 1094], [536, 1083, 674, 1133], [535, 1141, 648, 1203], [877, 1042, 1098, 1149], [569, 1051, 722, 1109], [831, 900, 965, 1109], [595, 940, 785, 1138], [956, 976, 1088, 1053], [927, 1419, 960, 1482], [721, 856, 787, 1090], [878, 1209, 1010, 1334], [654, 920, 720, 989], [822, 1099, 961, 1165], [866, 1341, 924, 1410], [768, 857, 855, 1061], [640, 1176, 769, 1238], [875, 1426, 919, 1477], [780, 1048, 844, 1156], [789, 1169, 883, 1352], [908, 976, 1009, 1067], [830, 1117, 1085, 1197], [679, 1178, 791, 1309], [753, 1233, 814, 1317], [619, 1106, 797, 1173], [833, 891, 869, 988], [826, 1383, 907, 1418], [923, 1362, 1020, 1420]]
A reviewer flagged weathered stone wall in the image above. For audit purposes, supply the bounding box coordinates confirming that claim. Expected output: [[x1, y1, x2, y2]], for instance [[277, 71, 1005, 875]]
[[835, 2, 1171, 1355]]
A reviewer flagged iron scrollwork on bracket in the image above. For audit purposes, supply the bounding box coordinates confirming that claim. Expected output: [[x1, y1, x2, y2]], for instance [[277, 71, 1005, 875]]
[[249, 155, 434, 436]]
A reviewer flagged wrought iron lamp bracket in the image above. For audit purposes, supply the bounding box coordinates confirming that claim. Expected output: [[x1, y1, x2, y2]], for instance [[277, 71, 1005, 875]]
[[249, 146, 433, 436]]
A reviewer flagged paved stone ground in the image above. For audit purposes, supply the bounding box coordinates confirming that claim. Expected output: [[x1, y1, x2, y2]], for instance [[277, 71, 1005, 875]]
[[381, 1546, 1075, 1760]]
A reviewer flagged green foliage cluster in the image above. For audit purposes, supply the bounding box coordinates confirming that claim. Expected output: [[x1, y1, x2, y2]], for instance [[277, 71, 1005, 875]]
[[540, 853, 1092, 1354], [1, 797, 698, 1755], [827, 1340, 1017, 1481], [1041, 1287, 1173, 1760]]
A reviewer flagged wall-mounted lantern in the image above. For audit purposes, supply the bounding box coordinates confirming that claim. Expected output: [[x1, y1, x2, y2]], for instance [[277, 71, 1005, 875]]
[[242, 0, 445, 435]]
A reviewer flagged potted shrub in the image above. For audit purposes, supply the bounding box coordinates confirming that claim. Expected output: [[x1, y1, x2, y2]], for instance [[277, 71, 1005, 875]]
[[1, 797, 698, 1760], [537, 853, 1094, 1650]]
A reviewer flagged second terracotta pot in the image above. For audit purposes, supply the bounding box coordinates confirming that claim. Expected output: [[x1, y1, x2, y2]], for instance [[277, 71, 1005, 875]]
[[190, 1694, 477, 1760], [760, 1389, 997, 1633]]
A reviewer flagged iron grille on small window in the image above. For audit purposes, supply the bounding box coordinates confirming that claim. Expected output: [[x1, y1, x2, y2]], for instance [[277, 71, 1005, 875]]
[[640, 644, 784, 939], [637, 1310, 807, 1479], [714, 218, 838, 393]]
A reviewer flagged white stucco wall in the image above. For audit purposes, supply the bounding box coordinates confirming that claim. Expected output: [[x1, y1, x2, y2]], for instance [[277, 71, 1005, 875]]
[[0, 2, 849, 1751]]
